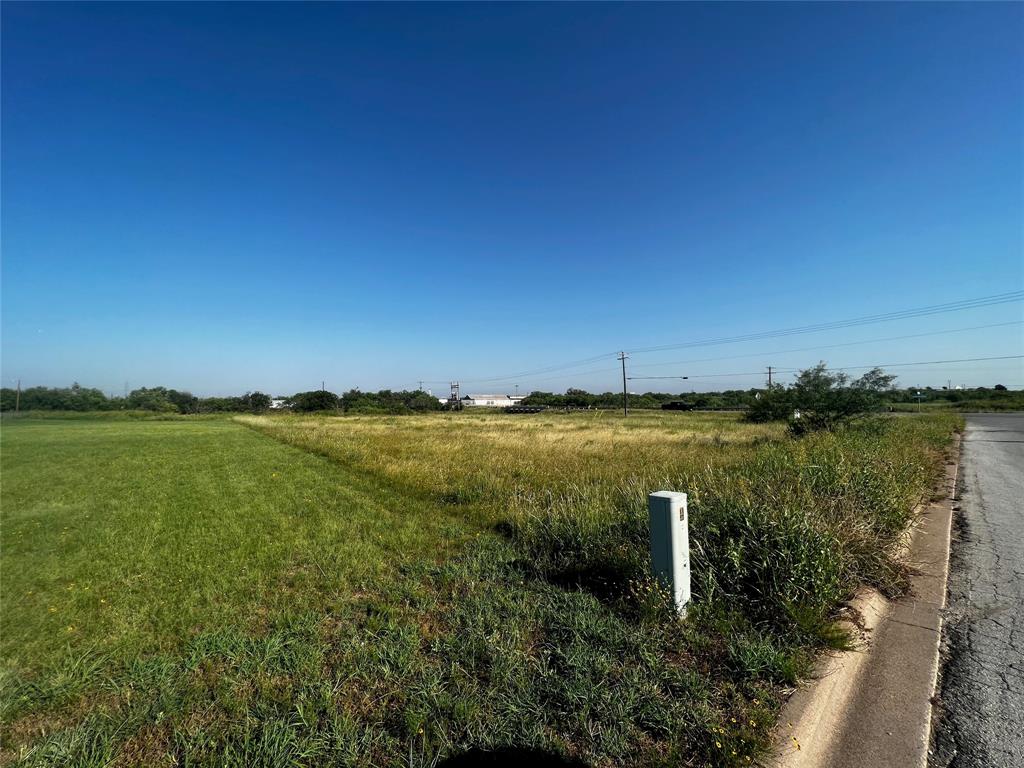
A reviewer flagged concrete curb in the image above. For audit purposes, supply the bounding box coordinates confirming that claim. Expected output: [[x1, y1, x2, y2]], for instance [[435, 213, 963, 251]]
[[770, 435, 961, 768]]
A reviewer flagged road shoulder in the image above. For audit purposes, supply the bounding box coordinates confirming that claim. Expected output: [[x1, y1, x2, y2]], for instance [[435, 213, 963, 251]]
[[771, 435, 960, 768]]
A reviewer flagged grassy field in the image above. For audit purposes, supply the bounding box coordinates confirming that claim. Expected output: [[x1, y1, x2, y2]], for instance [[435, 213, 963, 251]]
[[1, 410, 959, 767], [1, 418, 472, 666]]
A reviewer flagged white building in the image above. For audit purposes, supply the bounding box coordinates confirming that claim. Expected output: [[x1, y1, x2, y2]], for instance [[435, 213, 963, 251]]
[[461, 394, 526, 408], [269, 398, 288, 409]]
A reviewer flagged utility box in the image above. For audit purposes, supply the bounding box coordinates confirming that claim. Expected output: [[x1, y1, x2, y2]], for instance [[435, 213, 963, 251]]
[[648, 491, 691, 617]]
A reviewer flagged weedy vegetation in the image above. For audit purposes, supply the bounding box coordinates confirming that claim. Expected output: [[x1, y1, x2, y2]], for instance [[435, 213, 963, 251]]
[[1, 409, 960, 767]]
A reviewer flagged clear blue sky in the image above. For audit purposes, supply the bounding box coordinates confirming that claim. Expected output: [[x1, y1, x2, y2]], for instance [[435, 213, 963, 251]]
[[3, 2, 1022, 396]]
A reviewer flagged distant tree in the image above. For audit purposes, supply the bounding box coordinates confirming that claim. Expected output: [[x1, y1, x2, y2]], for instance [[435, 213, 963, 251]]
[[68, 383, 109, 410], [340, 388, 442, 414], [744, 388, 795, 423], [196, 396, 239, 412], [127, 387, 177, 412], [291, 390, 339, 412], [564, 388, 592, 408], [243, 391, 272, 412], [522, 391, 564, 407], [167, 389, 200, 414], [0, 383, 110, 411], [994, 384, 1008, 391], [788, 365, 877, 434], [746, 362, 896, 434], [405, 391, 443, 412]]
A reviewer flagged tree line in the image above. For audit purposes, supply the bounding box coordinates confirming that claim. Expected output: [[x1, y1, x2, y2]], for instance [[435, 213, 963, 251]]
[[0, 384, 275, 414], [0, 384, 445, 415], [521, 388, 757, 410], [289, 389, 443, 414], [2, 374, 1017, 417]]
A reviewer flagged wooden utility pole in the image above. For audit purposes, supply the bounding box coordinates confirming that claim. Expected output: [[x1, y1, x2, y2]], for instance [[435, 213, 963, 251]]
[[619, 351, 629, 416], [15, 379, 21, 412], [767, 366, 773, 388]]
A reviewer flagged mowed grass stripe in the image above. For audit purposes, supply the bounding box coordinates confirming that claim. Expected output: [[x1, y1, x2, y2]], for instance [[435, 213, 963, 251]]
[[1, 418, 473, 669]]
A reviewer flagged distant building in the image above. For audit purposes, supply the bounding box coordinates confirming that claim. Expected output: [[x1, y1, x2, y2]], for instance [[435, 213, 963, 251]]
[[461, 394, 526, 408], [269, 398, 288, 409]]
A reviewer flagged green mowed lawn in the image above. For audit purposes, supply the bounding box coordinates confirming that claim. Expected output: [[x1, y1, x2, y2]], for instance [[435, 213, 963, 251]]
[[1, 418, 474, 669]]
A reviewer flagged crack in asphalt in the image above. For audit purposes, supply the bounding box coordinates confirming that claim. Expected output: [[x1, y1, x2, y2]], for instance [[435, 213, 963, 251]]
[[930, 414, 1024, 768]]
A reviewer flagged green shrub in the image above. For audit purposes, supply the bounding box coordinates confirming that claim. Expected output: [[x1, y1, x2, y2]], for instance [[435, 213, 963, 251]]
[[290, 390, 340, 412], [746, 363, 896, 435]]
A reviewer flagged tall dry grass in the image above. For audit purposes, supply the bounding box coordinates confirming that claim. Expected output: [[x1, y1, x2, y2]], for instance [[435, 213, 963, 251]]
[[237, 410, 782, 514]]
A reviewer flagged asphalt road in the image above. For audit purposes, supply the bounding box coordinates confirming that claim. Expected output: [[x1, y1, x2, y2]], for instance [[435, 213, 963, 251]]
[[930, 413, 1024, 768]]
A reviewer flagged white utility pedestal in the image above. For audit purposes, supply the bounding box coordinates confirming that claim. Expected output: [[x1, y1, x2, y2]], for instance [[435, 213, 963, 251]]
[[648, 491, 691, 617]]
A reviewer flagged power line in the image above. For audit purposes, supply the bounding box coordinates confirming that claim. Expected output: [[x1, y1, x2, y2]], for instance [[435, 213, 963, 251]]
[[626, 355, 1022, 384], [453, 352, 618, 386], [434, 322, 1022, 389], [421, 291, 1022, 386], [495, 366, 620, 386], [416, 366, 622, 392], [631, 370, 774, 380], [628, 320, 1023, 372], [772, 354, 1024, 375], [627, 291, 1023, 355], [415, 357, 612, 387], [628, 375, 691, 380]]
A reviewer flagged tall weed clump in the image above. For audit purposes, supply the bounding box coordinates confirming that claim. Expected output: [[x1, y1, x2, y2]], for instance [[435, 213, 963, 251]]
[[508, 415, 956, 643]]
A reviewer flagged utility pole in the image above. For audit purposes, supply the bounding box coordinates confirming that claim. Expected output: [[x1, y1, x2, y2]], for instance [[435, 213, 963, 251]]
[[321, 381, 325, 392], [418, 380, 424, 392], [619, 351, 629, 417], [767, 366, 773, 389], [15, 379, 21, 413]]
